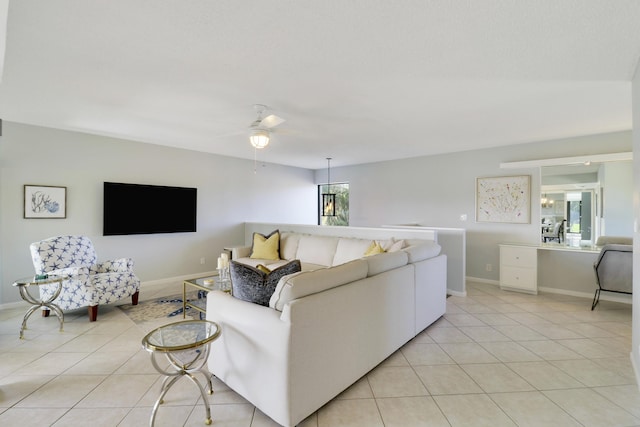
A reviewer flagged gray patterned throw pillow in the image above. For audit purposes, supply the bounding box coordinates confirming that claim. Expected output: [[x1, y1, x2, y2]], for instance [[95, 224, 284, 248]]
[[230, 259, 302, 306]]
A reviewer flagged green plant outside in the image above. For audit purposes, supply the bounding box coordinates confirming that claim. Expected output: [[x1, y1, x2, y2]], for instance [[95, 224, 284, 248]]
[[319, 183, 349, 226]]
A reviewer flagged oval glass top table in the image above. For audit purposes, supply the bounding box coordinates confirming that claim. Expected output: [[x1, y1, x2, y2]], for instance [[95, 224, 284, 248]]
[[141, 320, 221, 426], [12, 274, 67, 339]]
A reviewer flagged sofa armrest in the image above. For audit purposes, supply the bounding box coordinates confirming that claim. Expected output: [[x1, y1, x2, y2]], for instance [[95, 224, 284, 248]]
[[232, 246, 252, 259], [92, 258, 134, 273]]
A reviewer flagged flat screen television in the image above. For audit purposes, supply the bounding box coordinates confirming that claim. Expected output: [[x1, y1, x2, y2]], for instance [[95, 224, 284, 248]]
[[103, 182, 197, 236]]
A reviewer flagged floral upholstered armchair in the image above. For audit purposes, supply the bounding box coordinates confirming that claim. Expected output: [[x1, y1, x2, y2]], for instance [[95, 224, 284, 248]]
[[30, 235, 140, 321]]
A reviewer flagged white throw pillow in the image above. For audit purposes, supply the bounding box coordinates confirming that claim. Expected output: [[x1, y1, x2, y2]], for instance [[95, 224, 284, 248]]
[[295, 235, 339, 267], [280, 232, 301, 260], [332, 238, 373, 266]]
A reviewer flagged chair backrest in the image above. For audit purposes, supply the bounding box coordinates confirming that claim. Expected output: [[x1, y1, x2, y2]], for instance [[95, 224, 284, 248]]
[[595, 236, 633, 246], [594, 244, 633, 293], [30, 235, 98, 274]]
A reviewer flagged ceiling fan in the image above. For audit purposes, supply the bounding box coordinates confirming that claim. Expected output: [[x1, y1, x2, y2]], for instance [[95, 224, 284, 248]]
[[249, 104, 286, 149]]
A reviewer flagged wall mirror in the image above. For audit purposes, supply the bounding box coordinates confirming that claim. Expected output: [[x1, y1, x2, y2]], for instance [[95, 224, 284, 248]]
[[540, 159, 633, 246]]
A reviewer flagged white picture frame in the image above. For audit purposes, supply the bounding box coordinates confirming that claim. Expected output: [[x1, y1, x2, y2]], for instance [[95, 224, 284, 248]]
[[24, 185, 67, 219], [476, 175, 530, 223]]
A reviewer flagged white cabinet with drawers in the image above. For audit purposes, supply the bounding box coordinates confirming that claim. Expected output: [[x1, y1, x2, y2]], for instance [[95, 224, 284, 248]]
[[499, 244, 537, 294]]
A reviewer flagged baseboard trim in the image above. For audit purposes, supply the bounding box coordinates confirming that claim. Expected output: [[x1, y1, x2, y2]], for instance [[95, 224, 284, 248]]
[[538, 286, 632, 305], [465, 276, 500, 286], [140, 271, 218, 290]]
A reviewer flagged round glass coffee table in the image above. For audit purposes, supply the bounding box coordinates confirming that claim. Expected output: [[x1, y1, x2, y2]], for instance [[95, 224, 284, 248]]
[[13, 274, 67, 339], [141, 320, 221, 426]]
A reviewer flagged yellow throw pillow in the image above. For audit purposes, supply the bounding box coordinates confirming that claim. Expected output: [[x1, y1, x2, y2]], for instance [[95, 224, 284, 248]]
[[256, 264, 271, 274], [364, 241, 385, 256], [250, 230, 280, 260]]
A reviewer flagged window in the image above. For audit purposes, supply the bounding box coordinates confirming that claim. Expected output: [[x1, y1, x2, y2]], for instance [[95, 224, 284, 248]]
[[318, 183, 349, 226]]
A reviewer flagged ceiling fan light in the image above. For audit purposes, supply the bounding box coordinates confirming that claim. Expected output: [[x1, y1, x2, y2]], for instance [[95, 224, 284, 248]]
[[250, 129, 270, 149]]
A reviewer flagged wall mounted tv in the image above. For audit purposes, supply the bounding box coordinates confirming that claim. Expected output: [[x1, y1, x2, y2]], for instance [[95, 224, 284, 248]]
[[103, 182, 197, 236]]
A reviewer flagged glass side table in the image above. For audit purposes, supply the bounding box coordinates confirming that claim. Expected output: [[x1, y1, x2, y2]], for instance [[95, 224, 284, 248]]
[[141, 320, 221, 427], [183, 275, 232, 319], [13, 274, 67, 339]]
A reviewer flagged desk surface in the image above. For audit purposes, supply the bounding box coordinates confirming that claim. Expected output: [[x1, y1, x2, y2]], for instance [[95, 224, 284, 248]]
[[501, 242, 600, 254]]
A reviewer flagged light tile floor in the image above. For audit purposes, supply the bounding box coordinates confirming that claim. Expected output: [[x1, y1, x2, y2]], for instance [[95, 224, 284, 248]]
[[1, 281, 638, 426]]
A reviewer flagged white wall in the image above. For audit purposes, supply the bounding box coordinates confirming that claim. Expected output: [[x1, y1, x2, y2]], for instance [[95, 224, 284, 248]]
[[602, 161, 634, 236], [318, 131, 632, 282], [0, 122, 316, 304], [632, 59, 640, 387]]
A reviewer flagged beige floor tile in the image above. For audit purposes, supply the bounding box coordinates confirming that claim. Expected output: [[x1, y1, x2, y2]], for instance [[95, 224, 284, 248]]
[[492, 324, 548, 341], [544, 388, 640, 427], [51, 407, 131, 426], [52, 333, 115, 353], [77, 374, 157, 407], [562, 323, 618, 338], [413, 365, 483, 395], [0, 351, 46, 377], [317, 398, 384, 427], [401, 342, 455, 365], [433, 394, 516, 427], [119, 405, 194, 427], [16, 374, 106, 407], [443, 313, 486, 327], [0, 407, 69, 425], [439, 342, 500, 364], [367, 366, 428, 398], [252, 407, 287, 426], [187, 403, 254, 427], [204, 375, 253, 405], [458, 326, 511, 342], [518, 340, 584, 360], [506, 361, 584, 390], [377, 396, 450, 427], [335, 377, 373, 399], [0, 374, 56, 407], [472, 313, 520, 326], [593, 384, 640, 418], [460, 363, 534, 393], [489, 391, 582, 426], [551, 359, 635, 387], [479, 341, 542, 362], [376, 349, 409, 367], [526, 323, 585, 339], [63, 350, 135, 375], [12, 351, 89, 375], [591, 357, 638, 381], [427, 327, 473, 343], [552, 338, 626, 359]]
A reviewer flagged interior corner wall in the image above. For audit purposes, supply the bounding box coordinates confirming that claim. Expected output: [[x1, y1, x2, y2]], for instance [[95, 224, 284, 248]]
[[0, 122, 316, 305], [631, 60, 640, 387], [318, 131, 632, 284]]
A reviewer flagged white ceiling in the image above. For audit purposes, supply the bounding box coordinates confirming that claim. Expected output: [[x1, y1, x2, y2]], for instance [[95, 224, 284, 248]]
[[1, 1, 639, 169]]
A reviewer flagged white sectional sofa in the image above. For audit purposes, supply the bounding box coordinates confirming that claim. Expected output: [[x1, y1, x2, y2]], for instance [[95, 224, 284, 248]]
[[206, 224, 447, 427]]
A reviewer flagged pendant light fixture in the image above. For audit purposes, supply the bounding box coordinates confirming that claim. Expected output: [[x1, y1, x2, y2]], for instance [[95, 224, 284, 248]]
[[322, 157, 336, 217]]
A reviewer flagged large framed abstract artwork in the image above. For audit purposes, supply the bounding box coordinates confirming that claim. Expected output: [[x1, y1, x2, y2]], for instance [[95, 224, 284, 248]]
[[476, 175, 530, 224], [24, 185, 67, 219]]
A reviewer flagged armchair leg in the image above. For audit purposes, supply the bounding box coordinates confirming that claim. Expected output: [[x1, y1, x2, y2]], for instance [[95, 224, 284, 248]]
[[42, 309, 50, 317], [591, 288, 601, 311], [132, 291, 139, 306], [88, 305, 99, 322]]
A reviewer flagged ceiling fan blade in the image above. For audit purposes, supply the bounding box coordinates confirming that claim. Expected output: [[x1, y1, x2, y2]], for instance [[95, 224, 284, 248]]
[[260, 114, 286, 129]]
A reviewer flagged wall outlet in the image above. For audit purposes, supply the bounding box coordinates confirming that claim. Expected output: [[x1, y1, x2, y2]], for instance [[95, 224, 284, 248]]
[[200, 257, 205, 265], [459, 214, 468, 221], [486, 263, 492, 272]]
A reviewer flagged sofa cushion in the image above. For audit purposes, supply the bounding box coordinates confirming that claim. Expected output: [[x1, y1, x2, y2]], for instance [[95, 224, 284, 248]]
[[402, 241, 441, 263], [233, 257, 290, 269], [280, 231, 301, 260], [250, 230, 280, 260], [365, 251, 409, 276], [230, 259, 301, 306], [269, 259, 368, 311], [295, 235, 339, 267], [332, 238, 373, 266]]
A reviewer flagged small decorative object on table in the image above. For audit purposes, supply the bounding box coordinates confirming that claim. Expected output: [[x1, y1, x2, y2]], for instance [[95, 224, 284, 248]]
[[142, 320, 221, 426], [217, 252, 230, 282]]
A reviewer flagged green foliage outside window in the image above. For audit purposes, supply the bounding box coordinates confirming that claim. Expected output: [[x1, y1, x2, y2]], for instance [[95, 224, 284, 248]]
[[319, 183, 349, 226]]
